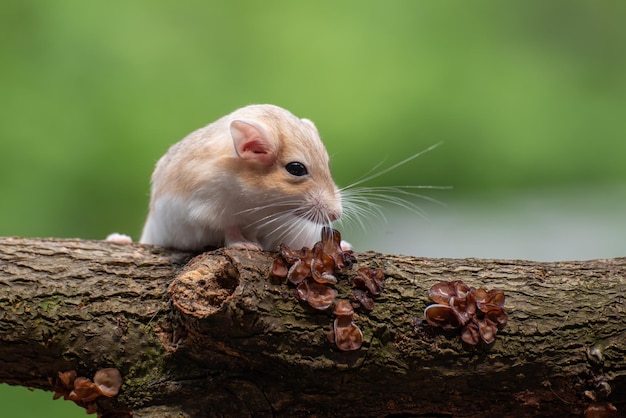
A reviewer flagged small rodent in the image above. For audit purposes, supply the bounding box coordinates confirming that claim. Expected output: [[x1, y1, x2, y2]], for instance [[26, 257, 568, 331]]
[[139, 104, 342, 251]]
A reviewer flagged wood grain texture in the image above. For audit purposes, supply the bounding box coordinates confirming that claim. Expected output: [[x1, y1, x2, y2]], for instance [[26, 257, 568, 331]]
[[1, 237, 624, 417]]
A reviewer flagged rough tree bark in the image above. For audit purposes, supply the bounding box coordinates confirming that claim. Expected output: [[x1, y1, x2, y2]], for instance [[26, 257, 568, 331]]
[[0, 236, 624, 417]]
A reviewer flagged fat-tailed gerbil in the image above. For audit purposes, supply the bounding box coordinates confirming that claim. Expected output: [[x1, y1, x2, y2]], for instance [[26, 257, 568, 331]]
[[139, 104, 342, 251]]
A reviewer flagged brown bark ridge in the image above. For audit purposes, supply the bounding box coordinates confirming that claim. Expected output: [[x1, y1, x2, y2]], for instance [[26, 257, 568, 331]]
[[0, 236, 624, 417]]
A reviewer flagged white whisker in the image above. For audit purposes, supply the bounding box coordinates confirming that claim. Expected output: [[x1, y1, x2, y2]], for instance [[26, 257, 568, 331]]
[[341, 197, 386, 220], [236, 199, 300, 217], [347, 186, 449, 209], [245, 209, 292, 229], [256, 211, 295, 233], [338, 143, 449, 232], [340, 142, 443, 191]]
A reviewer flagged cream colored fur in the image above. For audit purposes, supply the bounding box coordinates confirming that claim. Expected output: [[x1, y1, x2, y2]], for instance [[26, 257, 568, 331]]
[[140, 104, 341, 251]]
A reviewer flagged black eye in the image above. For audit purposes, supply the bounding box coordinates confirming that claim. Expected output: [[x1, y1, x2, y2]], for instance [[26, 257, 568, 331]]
[[285, 161, 308, 177]]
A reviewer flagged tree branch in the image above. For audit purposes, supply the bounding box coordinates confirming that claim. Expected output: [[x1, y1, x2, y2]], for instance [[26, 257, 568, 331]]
[[0, 237, 624, 417]]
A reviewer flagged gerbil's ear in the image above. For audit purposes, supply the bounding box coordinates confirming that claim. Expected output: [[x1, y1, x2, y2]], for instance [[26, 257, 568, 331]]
[[230, 119, 277, 166]]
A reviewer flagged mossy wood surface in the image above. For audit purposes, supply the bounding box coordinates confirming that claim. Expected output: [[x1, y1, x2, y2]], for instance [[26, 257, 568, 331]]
[[0, 237, 624, 417]]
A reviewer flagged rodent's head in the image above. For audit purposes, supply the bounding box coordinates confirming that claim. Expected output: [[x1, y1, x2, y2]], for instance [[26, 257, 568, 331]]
[[224, 105, 341, 243]]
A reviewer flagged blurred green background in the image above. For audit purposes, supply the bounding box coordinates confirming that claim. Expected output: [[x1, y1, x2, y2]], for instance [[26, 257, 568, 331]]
[[1, 1, 625, 416]]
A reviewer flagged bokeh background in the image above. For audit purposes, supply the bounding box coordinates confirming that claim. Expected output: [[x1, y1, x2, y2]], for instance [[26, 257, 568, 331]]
[[1, 1, 625, 416]]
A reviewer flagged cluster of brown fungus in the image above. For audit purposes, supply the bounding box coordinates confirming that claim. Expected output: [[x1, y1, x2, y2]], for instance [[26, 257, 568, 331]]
[[272, 227, 385, 351], [272, 227, 356, 308], [350, 267, 385, 311], [50, 368, 122, 414], [424, 280, 507, 346]]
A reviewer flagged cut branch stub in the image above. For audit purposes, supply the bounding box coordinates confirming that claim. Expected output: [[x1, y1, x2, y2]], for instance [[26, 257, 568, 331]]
[[169, 253, 240, 319], [166, 248, 370, 366]]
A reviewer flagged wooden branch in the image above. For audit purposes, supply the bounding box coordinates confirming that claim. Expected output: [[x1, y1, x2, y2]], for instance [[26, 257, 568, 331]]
[[0, 237, 624, 417]]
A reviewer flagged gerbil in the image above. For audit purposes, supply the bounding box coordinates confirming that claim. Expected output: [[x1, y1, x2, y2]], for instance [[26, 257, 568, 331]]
[[140, 104, 342, 251]]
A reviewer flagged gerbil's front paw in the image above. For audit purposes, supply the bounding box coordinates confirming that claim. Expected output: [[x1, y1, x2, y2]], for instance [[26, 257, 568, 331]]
[[227, 241, 263, 251], [224, 225, 262, 251]]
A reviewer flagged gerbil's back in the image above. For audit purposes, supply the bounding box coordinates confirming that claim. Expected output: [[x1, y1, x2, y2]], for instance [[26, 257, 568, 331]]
[[149, 116, 232, 197]]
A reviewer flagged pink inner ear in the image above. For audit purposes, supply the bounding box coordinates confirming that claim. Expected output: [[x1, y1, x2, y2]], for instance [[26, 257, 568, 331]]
[[241, 139, 269, 155], [230, 120, 276, 166]]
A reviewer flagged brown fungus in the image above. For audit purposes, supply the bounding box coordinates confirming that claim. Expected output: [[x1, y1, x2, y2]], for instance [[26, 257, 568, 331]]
[[311, 241, 337, 284], [428, 281, 457, 305], [287, 258, 311, 285], [51, 368, 122, 415], [352, 267, 384, 296], [278, 243, 301, 264], [69, 377, 102, 403], [271, 258, 288, 278], [461, 322, 481, 346], [58, 370, 76, 389], [333, 316, 363, 351], [475, 288, 505, 310], [340, 253, 357, 270], [477, 318, 498, 344], [274, 228, 357, 310], [296, 278, 337, 311], [328, 299, 363, 351], [585, 402, 618, 418], [320, 227, 355, 270], [424, 304, 461, 330], [51, 370, 77, 400], [449, 295, 474, 325], [348, 266, 385, 313], [274, 228, 355, 286], [471, 287, 489, 304], [352, 288, 375, 311], [321, 226, 342, 256], [428, 280, 470, 304], [94, 368, 123, 397], [483, 304, 508, 327], [333, 299, 354, 316], [424, 280, 507, 347]]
